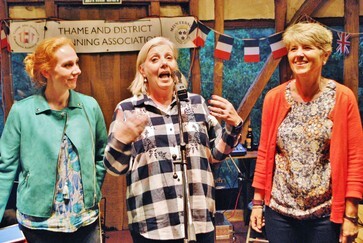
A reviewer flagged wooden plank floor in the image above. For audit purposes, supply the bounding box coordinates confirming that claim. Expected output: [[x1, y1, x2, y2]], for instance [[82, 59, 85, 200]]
[[104, 205, 363, 243], [104, 210, 249, 243], [104, 224, 248, 243], [103, 230, 132, 243]]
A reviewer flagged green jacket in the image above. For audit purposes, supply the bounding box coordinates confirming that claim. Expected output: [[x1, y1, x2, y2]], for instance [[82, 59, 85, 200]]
[[0, 89, 107, 219]]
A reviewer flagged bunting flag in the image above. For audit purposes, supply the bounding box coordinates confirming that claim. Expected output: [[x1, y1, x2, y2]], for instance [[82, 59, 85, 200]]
[[336, 32, 351, 56], [215, 34, 234, 60], [1, 25, 10, 51], [268, 32, 288, 59], [188, 20, 211, 47], [244, 39, 260, 62]]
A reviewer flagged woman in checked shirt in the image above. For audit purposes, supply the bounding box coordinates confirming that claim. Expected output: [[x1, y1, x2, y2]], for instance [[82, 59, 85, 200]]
[[103, 36, 243, 242]]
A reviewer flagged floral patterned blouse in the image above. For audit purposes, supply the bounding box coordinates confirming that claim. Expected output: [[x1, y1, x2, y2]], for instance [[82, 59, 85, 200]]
[[269, 80, 336, 219], [17, 134, 98, 232]]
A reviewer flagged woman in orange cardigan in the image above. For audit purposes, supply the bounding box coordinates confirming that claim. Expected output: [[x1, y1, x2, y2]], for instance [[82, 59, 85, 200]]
[[250, 22, 363, 243]]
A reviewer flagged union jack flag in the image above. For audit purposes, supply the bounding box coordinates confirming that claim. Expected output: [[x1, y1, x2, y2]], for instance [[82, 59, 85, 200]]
[[336, 32, 351, 56]]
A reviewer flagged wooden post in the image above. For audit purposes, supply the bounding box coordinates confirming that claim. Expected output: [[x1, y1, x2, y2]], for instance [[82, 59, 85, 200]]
[[189, 0, 201, 94], [45, 0, 56, 18], [149, 1, 160, 17], [0, 1, 13, 120], [275, 0, 291, 84], [344, 0, 359, 99], [213, 0, 224, 97]]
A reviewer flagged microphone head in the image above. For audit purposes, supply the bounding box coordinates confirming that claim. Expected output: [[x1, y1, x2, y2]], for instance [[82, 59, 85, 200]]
[[173, 70, 182, 82], [172, 70, 188, 100]]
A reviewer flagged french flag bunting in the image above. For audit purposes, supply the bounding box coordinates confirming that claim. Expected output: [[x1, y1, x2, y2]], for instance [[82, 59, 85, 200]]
[[214, 34, 234, 60], [188, 20, 198, 36], [268, 32, 287, 59], [244, 39, 260, 62], [189, 20, 211, 47], [1, 25, 10, 51], [336, 32, 351, 56]]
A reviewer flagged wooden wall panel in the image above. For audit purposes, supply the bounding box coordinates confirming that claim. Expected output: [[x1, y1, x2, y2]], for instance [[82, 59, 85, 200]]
[[212, 0, 224, 97], [56, 4, 149, 230]]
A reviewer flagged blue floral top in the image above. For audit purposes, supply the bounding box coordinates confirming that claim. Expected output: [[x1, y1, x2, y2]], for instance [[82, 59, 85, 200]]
[[17, 135, 98, 232]]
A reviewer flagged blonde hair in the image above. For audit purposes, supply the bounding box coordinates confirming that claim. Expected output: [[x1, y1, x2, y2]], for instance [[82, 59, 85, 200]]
[[24, 36, 75, 87], [129, 36, 188, 96], [283, 22, 333, 54]]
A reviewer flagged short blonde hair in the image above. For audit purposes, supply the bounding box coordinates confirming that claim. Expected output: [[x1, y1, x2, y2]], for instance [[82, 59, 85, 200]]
[[283, 22, 333, 54], [24, 36, 75, 87], [129, 36, 187, 96]]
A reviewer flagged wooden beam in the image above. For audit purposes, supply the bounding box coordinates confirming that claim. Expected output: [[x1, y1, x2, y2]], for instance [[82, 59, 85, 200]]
[[275, 0, 292, 84], [0, 1, 13, 120], [149, 1, 160, 16], [189, 0, 201, 94], [187, 17, 361, 31], [289, 0, 326, 24], [5, 0, 190, 3], [237, 56, 281, 122], [236, 0, 326, 120], [343, 0, 359, 99], [274, 0, 287, 31], [45, 0, 56, 18], [213, 0, 224, 97]]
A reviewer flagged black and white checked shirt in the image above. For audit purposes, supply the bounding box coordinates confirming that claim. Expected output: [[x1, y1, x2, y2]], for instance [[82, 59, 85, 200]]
[[103, 93, 242, 240]]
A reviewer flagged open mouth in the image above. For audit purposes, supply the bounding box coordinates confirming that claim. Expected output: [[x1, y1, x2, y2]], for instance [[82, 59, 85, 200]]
[[159, 71, 171, 79]]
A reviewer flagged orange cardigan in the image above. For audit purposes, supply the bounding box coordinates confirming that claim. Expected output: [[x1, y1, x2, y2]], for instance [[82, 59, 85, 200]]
[[252, 80, 363, 223]]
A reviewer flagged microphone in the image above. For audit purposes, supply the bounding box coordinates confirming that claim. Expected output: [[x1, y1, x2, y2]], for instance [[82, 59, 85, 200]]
[[173, 70, 188, 100]]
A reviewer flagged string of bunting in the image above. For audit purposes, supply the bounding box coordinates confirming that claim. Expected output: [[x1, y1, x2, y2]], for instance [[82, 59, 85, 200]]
[[295, 14, 359, 56], [1, 16, 362, 59], [188, 15, 363, 61]]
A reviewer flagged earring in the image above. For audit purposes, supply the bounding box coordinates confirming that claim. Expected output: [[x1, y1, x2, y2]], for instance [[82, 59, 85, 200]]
[[144, 77, 147, 83]]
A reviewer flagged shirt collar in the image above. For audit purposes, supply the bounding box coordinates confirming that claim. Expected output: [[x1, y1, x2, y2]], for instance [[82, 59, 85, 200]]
[[136, 92, 189, 108]]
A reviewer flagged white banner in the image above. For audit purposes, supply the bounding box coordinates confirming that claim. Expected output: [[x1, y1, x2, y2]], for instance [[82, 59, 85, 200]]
[[9, 17, 196, 53]]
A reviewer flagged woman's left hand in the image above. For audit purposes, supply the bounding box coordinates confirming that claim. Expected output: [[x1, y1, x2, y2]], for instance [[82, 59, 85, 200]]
[[340, 219, 359, 243], [208, 94, 242, 127]]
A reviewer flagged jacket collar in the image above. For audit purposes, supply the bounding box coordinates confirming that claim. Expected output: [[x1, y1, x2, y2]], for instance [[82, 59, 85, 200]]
[[34, 89, 83, 114]]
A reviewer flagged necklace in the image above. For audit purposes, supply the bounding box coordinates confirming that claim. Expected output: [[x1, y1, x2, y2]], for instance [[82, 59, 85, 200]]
[[62, 136, 71, 203]]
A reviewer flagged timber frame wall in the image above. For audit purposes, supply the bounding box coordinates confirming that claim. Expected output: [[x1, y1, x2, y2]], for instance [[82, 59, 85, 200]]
[[0, 0, 360, 229]]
